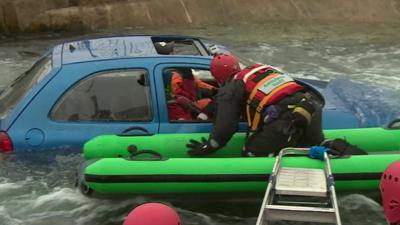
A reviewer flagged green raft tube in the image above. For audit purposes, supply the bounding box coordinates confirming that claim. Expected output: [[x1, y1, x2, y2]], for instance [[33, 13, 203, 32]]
[[78, 127, 400, 195]]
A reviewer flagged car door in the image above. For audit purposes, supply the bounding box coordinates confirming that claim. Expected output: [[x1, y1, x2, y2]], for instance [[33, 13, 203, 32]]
[[155, 61, 248, 134], [9, 59, 159, 152]]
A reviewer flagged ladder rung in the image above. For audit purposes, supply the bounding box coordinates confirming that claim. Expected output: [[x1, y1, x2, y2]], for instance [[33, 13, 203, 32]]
[[276, 167, 327, 197], [265, 205, 337, 223]]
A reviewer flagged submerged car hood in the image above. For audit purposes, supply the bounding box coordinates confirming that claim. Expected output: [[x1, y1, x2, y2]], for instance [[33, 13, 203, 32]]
[[322, 79, 400, 127], [296, 78, 400, 128]]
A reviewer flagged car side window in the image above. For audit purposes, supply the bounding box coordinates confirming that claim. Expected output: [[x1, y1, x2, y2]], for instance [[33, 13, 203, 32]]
[[51, 70, 152, 122], [164, 67, 218, 122]]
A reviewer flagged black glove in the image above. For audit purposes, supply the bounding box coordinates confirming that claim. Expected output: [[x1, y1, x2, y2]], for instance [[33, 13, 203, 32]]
[[186, 137, 218, 156], [321, 138, 367, 156]]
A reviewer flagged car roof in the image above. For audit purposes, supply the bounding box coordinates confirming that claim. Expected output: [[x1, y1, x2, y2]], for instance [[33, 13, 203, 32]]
[[51, 35, 211, 67]]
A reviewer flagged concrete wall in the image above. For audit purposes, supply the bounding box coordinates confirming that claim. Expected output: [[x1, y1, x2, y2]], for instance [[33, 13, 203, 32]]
[[1, 0, 400, 33]]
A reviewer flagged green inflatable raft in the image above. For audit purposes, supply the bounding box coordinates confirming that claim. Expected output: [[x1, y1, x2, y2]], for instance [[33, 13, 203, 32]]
[[84, 127, 400, 159], [78, 127, 400, 195]]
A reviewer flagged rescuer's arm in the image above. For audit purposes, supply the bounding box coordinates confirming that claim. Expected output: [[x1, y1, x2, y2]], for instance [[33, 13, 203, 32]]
[[187, 81, 246, 156]]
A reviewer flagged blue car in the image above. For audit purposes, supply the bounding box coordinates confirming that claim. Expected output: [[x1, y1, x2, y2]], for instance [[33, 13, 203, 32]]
[[0, 35, 365, 153]]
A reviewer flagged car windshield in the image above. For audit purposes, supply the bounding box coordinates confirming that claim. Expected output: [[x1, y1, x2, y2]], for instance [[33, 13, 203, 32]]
[[0, 53, 52, 119]]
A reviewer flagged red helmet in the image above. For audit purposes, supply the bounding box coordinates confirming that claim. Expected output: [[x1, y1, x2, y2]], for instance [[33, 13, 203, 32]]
[[380, 160, 400, 224], [123, 203, 181, 225], [210, 53, 240, 85]]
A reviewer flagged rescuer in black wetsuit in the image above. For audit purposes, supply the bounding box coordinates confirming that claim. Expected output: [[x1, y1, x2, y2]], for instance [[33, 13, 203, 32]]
[[186, 53, 325, 157]]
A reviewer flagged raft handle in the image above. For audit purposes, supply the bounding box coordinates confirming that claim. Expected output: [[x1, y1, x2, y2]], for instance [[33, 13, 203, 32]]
[[118, 126, 153, 136], [127, 145, 138, 155], [386, 118, 400, 130], [130, 150, 165, 161]]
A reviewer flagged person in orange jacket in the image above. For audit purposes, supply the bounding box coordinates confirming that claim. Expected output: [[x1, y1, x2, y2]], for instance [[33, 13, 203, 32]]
[[168, 67, 217, 121], [153, 41, 217, 121]]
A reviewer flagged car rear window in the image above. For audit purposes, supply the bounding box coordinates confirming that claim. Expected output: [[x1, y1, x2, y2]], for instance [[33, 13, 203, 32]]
[[0, 54, 52, 119], [50, 69, 152, 122]]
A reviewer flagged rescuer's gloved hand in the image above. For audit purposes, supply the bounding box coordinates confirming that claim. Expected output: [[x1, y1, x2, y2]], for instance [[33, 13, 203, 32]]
[[187, 137, 218, 156]]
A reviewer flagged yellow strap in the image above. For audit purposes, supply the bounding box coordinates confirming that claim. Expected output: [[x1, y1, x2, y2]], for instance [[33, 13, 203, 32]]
[[243, 65, 271, 127], [246, 73, 279, 127], [293, 107, 312, 125], [246, 105, 252, 127], [251, 82, 297, 131]]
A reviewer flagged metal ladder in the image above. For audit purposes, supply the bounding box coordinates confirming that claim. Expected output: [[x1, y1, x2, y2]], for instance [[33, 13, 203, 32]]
[[256, 147, 342, 225]]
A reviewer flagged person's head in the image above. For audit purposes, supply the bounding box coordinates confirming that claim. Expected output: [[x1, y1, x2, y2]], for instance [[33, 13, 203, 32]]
[[380, 160, 400, 225], [210, 53, 240, 86], [154, 42, 175, 55], [123, 203, 181, 225]]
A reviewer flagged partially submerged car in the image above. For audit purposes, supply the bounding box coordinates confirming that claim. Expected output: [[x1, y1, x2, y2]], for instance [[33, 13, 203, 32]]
[[0, 35, 364, 153]]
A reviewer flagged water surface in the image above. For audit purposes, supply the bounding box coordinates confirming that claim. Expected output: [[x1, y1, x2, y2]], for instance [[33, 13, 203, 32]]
[[1, 22, 398, 224]]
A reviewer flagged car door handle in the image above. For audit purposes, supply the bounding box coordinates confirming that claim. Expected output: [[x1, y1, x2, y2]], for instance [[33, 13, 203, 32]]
[[118, 126, 153, 136]]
